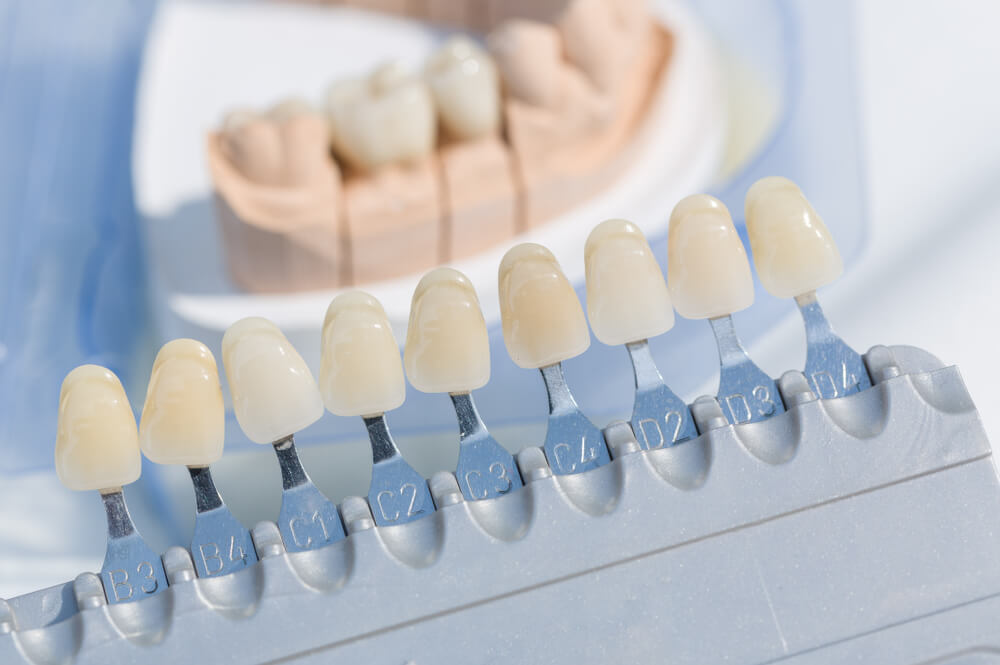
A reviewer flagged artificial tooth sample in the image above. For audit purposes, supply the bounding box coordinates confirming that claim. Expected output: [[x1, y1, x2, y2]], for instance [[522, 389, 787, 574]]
[[668, 195, 785, 426], [499, 243, 610, 475], [321, 291, 405, 416], [668, 195, 754, 319], [140, 339, 224, 466], [405, 268, 490, 393], [222, 317, 344, 553], [405, 269, 522, 500], [223, 317, 324, 444], [745, 177, 843, 297], [326, 62, 436, 173], [139, 340, 256, 578], [322, 292, 434, 526], [208, 100, 344, 293], [585, 219, 674, 346], [745, 176, 871, 398], [584, 220, 696, 449], [499, 243, 590, 368], [425, 37, 501, 141], [55, 365, 168, 605], [56, 366, 141, 491]]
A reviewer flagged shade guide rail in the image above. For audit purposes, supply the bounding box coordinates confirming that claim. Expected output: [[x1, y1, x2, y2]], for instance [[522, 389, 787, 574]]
[[52, 177, 873, 604]]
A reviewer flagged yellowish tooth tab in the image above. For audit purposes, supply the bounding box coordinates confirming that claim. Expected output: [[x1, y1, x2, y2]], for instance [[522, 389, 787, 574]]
[[139, 339, 225, 466], [405, 267, 490, 394], [499, 243, 590, 369], [321, 291, 406, 417], [745, 176, 844, 298], [585, 219, 675, 346], [221, 318, 324, 444], [667, 195, 754, 319], [55, 365, 141, 492]]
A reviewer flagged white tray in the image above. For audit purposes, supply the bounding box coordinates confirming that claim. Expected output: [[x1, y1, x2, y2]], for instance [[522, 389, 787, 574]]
[[133, 0, 725, 344]]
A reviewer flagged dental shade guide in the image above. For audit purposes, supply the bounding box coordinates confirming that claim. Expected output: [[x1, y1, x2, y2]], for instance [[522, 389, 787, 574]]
[[323, 292, 435, 526], [585, 220, 698, 449], [14, 179, 1000, 664], [745, 176, 872, 398], [223, 317, 346, 553], [56, 366, 168, 605], [405, 268, 523, 501], [140, 339, 256, 578], [499, 243, 612, 475], [669, 194, 786, 425]]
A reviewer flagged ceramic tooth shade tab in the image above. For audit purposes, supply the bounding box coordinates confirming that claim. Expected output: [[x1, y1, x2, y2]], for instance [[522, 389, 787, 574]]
[[321, 291, 435, 526], [498, 243, 611, 474], [139, 339, 256, 577], [405, 267, 522, 500], [55, 365, 168, 604], [667, 194, 785, 425], [222, 317, 345, 553], [584, 219, 697, 449], [745, 176, 872, 399]]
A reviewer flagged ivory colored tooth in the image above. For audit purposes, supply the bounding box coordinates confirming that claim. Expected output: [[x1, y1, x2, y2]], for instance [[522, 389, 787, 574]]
[[667, 195, 754, 319], [325, 62, 437, 172], [487, 20, 562, 107], [320, 291, 406, 417], [499, 243, 590, 368], [404, 267, 490, 393], [139, 339, 225, 466], [219, 110, 284, 184], [745, 176, 844, 298], [425, 36, 501, 140], [55, 365, 141, 492], [585, 219, 674, 346], [221, 317, 324, 444]]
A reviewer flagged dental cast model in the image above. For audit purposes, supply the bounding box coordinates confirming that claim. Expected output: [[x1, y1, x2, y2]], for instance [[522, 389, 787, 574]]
[[584, 219, 697, 449], [498, 243, 611, 475], [745, 177, 872, 399], [207, 100, 344, 293], [668, 195, 786, 425], [139, 339, 256, 578], [55, 365, 168, 605], [222, 318, 346, 553], [404, 268, 523, 501], [321, 292, 435, 526], [207, 0, 671, 292]]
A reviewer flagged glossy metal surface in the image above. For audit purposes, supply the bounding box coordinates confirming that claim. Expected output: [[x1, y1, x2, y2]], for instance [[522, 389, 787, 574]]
[[187, 466, 257, 577], [625, 340, 698, 450], [795, 292, 872, 399], [449, 392, 523, 501], [364, 415, 435, 526], [538, 363, 611, 475], [271, 436, 345, 553], [99, 490, 168, 605], [708, 315, 785, 425]]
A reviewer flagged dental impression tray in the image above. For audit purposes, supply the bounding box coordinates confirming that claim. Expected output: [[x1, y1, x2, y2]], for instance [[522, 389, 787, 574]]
[[4, 180, 999, 664]]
